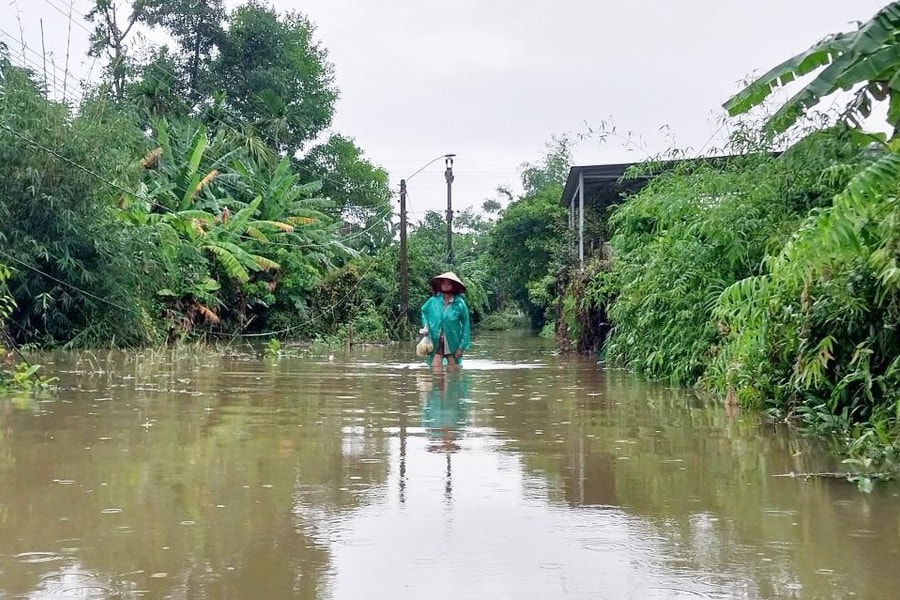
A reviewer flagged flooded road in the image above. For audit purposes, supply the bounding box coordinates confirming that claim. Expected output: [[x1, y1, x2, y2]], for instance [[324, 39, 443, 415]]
[[1, 331, 898, 599]]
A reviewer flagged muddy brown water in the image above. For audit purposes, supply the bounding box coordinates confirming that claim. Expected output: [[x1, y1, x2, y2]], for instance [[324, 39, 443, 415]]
[[1, 331, 898, 599]]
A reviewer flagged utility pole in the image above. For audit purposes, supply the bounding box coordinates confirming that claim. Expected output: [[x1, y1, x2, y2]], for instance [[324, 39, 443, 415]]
[[397, 153, 454, 326], [445, 155, 455, 265], [399, 178, 409, 320]]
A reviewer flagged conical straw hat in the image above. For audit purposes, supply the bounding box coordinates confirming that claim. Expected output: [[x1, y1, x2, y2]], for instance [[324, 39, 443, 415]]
[[430, 271, 466, 293]]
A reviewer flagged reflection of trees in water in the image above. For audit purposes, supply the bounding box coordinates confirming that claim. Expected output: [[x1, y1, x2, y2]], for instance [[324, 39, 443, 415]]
[[0, 350, 397, 600], [493, 365, 899, 599], [3, 345, 899, 600]]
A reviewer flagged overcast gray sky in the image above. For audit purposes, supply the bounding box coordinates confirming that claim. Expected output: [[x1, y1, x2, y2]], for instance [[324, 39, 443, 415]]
[[0, 0, 893, 219]]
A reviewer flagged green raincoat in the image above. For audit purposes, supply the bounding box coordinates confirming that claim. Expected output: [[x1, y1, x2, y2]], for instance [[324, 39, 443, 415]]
[[420, 293, 471, 363]]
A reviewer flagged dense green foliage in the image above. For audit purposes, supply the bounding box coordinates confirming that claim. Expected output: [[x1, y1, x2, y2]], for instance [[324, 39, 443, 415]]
[[706, 142, 900, 477], [716, 5, 900, 479], [487, 138, 571, 327], [0, 65, 158, 346], [599, 129, 862, 384], [0, 1, 388, 352]]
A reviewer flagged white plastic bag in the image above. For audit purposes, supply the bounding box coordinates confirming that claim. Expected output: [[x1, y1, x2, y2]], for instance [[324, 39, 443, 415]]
[[415, 327, 434, 357]]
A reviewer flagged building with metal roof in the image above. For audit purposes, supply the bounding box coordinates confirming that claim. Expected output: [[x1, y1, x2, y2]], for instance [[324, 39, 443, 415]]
[[560, 162, 656, 266], [560, 155, 772, 266]]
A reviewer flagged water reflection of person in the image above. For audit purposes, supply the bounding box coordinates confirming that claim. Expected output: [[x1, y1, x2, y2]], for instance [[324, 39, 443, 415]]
[[419, 371, 471, 506], [418, 371, 470, 454]]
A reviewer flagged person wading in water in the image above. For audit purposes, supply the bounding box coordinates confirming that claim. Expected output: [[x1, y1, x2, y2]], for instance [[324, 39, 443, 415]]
[[419, 272, 471, 371]]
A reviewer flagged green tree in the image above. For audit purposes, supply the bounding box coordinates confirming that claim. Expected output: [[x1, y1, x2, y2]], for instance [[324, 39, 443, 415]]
[[488, 189, 566, 326], [134, 0, 225, 98], [0, 63, 160, 346], [519, 134, 572, 194], [210, 1, 337, 151], [481, 198, 502, 214], [296, 134, 392, 251], [487, 137, 571, 326]]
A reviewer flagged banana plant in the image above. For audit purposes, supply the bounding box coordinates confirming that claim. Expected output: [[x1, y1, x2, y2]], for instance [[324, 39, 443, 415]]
[[138, 119, 243, 214], [230, 155, 354, 271], [724, 2, 900, 135], [161, 195, 283, 283]]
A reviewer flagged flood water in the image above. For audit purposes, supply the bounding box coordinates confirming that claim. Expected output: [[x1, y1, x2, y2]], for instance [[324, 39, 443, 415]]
[[1, 330, 898, 599]]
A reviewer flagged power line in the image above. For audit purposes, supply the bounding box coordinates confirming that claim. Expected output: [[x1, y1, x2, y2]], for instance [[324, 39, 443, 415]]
[[0, 248, 140, 316], [39, 0, 93, 37], [0, 30, 82, 99]]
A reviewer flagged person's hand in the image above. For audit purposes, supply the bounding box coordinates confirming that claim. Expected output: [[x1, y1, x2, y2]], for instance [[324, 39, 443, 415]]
[[454, 349, 463, 361]]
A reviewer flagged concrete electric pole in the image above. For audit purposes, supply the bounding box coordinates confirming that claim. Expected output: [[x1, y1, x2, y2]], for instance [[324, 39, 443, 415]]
[[399, 178, 408, 319], [445, 155, 455, 265]]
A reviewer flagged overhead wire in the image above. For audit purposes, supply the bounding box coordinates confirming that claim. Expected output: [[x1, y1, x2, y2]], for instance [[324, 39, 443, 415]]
[[0, 248, 140, 317], [0, 32, 82, 104], [39, 0, 93, 37]]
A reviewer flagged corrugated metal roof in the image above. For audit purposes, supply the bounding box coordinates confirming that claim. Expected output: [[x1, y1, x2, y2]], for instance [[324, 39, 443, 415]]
[[558, 162, 655, 209], [559, 154, 780, 209]]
